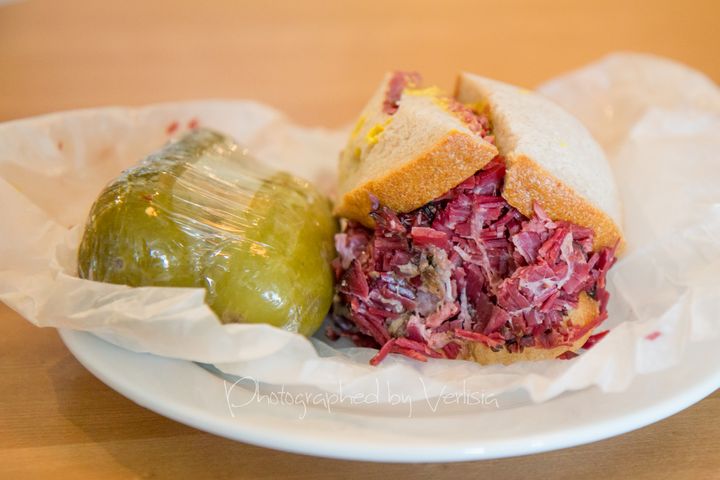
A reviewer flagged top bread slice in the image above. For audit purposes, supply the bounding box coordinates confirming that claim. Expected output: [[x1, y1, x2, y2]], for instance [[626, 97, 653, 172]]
[[335, 71, 624, 253], [334, 73, 499, 225], [455, 73, 624, 252]]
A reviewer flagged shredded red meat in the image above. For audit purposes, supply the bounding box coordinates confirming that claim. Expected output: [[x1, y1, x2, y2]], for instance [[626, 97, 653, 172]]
[[332, 157, 617, 364], [556, 351, 579, 360], [582, 330, 609, 350], [447, 100, 493, 140], [382, 71, 494, 144], [383, 71, 422, 115]]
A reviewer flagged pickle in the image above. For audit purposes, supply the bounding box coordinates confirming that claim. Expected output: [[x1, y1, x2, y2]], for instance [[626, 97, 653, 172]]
[[77, 129, 337, 336]]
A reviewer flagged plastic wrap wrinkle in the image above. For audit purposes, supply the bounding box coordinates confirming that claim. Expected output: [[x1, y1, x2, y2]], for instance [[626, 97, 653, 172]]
[[0, 55, 719, 405]]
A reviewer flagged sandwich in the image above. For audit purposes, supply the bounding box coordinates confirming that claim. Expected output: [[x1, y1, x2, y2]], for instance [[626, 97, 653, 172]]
[[330, 71, 623, 365]]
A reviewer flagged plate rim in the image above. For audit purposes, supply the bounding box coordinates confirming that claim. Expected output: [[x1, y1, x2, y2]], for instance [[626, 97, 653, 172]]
[[59, 328, 720, 463]]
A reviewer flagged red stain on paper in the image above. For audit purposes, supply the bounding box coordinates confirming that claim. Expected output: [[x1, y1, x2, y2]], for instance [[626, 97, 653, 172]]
[[645, 331, 662, 341], [166, 121, 180, 135], [187, 117, 199, 130]]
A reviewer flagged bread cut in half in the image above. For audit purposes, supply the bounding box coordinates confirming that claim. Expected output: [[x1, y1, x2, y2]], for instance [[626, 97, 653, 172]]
[[336, 72, 624, 252], [455, 73, 624, 252], [332, 71, 623, 366], [335, 72, 498, 227]]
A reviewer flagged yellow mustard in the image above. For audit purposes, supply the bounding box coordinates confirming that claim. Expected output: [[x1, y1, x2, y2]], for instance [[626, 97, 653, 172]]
[[366, 117, 393, 145], [350, 115, 366, 140]]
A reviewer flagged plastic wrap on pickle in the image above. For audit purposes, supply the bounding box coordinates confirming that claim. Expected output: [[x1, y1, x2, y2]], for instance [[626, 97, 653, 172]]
[[77, 128, 337, 336]]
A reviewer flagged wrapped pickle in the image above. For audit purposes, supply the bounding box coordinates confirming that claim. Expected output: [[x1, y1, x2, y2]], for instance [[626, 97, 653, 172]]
[[77, 129, 337, 336]]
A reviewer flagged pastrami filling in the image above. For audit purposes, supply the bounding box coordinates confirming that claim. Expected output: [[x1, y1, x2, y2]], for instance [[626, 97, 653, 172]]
[[331, 157, 617, 365], [382, 71, 494, 144], [382, 71, 421, 115]]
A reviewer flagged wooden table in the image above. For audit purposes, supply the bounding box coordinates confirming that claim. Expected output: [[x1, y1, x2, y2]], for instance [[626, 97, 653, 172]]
[[1, 1, 718, 478]]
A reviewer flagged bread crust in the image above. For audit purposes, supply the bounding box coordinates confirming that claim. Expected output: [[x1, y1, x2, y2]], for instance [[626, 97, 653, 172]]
[[503, 154, 625, 252], [334, 130, 498, 227], [462, 292, 599, 365], [454, 72, 625, 253]]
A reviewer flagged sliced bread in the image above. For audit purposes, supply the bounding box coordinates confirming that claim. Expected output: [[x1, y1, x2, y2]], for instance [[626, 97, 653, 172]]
[[455, 73, 624, 251], [334, 73, 498, 226]]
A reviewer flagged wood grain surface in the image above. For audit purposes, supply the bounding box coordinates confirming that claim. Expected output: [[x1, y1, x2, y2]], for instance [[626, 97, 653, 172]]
[[1, 0, 718, 478]]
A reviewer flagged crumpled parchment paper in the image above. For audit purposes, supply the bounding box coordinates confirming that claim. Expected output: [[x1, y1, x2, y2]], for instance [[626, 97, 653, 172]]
[[1, 53, 718, 403]]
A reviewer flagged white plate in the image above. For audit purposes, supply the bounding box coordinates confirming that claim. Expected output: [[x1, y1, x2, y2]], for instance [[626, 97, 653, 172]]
[[60, 328, 718, 463]]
